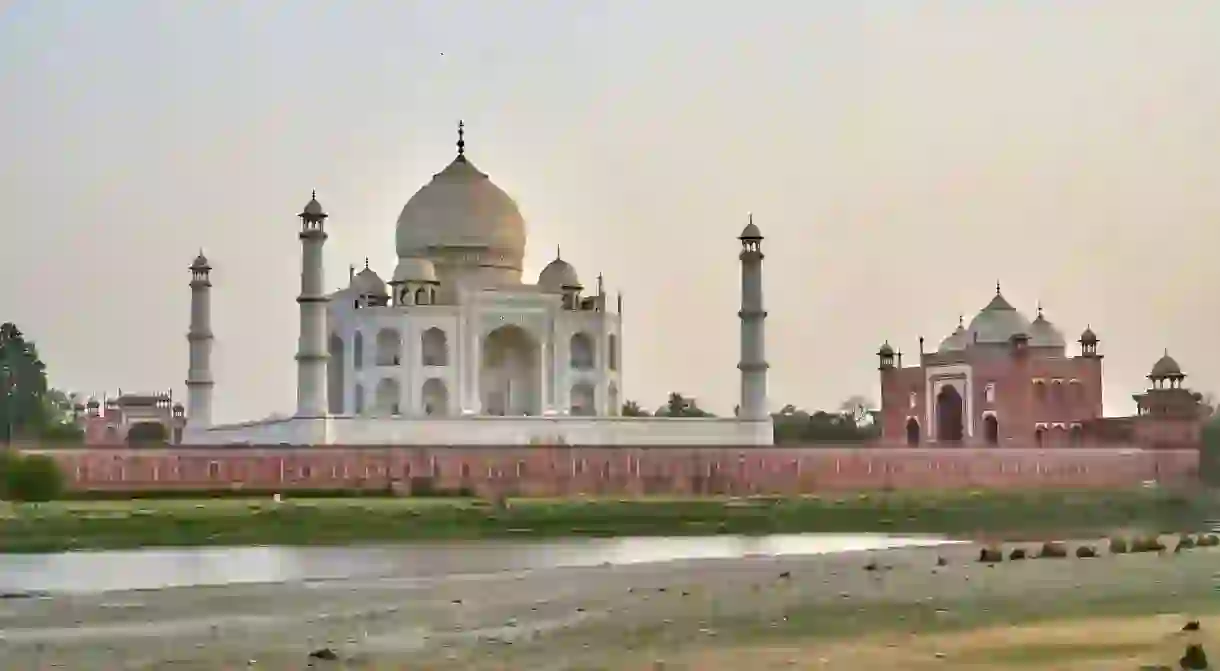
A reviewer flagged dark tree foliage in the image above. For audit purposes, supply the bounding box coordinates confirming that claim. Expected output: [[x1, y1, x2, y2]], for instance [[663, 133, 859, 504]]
[[1200, 415, 1220, 487], [655, 392, 714, 418], [772, 402, 881, 445], [620, 400, 649, 417], [0, 452, 65, 502], [0, 323, 50, 442]]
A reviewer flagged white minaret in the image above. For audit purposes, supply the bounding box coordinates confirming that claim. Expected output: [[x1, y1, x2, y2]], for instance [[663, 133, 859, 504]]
[[737, 215, 768, 420], [186, 252, 214, 427], [296, 192, 329, 417]]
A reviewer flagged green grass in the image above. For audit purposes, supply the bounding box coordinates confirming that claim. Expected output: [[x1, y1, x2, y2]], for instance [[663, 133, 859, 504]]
[[0, 489, 1216, 553]]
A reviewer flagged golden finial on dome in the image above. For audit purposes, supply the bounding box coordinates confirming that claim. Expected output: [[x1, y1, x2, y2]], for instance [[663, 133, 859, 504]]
[[456, 120, 466, 161]]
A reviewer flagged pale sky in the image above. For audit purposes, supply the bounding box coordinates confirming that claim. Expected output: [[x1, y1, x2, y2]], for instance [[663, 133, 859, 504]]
[[1, 1, 1218, 422]]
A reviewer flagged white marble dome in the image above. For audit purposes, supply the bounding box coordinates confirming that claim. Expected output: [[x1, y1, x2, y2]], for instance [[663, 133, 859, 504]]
[[392, 256, 438, 284], [538, 257, 580, 291], [1028, 311, 1067, 348], [351, 267, 387, 296], [395, 156, 526, 271]]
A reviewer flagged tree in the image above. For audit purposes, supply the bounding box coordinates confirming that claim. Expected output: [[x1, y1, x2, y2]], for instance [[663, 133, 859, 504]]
[[656, 392, 713, 418], [839, 395, 877, 429], [1200, 415, 1220, 487], [0, 323, 50, 443], [771, 397, 881, 445], [621, 400, 649, 417], [1, 452, 64, 502]]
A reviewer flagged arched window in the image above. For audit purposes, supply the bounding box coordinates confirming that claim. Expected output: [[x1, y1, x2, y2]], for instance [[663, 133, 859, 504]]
[[354, 384, 365, 415], [421, 328, 448, 366], [1035, 426, 1046, 447], [353, 331, 364, 370], [421, 378, 449, 416], [1069, 424, 1083, 446], [570, 332, 595, 370], [608, 334, 618, 371], [375, 378, 401, 416], [375, 328, 401, 366], [415, 287, 428, 306], [905, 417, 921, 446], [983, 414, 999, 445], [607, 383, 619, 417]]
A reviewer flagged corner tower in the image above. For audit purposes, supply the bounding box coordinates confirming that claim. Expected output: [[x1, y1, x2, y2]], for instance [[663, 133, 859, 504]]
[[296, 192, 329, 417], [737, 216, 769, 420], [185, 252, 214, 427]]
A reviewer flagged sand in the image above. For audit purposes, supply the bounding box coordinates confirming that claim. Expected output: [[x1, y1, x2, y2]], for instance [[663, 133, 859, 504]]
[[1, 537, 1216, 670]]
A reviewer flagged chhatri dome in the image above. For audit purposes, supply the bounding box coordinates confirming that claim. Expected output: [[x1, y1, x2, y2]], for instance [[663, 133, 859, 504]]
[[395, 121, 527, 285]]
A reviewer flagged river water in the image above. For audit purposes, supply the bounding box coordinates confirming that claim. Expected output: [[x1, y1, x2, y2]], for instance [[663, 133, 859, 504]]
[[0, 533, 959, 594]]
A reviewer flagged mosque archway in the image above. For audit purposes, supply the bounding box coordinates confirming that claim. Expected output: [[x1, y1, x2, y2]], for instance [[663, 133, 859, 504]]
[[983, 414, 999, 445], [374, 378, 401, 416], [905, 417, 921, 446], [421, 378, 449, 416], [570, 333, 595, 370], [570, 382, 596, 416], [935, 385, 964, 443], [421, 328, 448, 366], [328, 334, 345, 414], [481, 325, 540, 416], [127, 422, 168, 444], [375, 329, 401, 367]]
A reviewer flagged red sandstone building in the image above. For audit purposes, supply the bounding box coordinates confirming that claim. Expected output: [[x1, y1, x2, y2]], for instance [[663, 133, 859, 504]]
[[74, 392, 187, 445], [877, 285, 1207, 448]]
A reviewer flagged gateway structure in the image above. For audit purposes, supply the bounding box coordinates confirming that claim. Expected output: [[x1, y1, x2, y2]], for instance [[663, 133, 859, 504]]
[[182, 126, 772, 445]]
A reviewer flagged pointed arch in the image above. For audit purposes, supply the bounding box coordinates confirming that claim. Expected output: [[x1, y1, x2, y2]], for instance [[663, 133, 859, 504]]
[[905, 417, 921, 446], [983, 413, 999, 445], [375, 328, 401, 366], [569, 332, 594, 370], [327, 333, 345, 414], [374, 378, 401, 416], [421, 378, 449, 416], [571, 382, 596, 416], [421, 327, 448, 366]]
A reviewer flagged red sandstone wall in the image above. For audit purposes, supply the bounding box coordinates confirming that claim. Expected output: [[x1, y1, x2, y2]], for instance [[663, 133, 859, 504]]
[[23, 445, 1198, 496]]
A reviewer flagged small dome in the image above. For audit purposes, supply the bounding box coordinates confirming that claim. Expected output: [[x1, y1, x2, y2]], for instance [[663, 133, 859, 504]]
[[938, 317, 969, 352], [301, 191, 326, 219], [351, 267, 387, 296], [1150, 351, 1183, 378], [191, 252, 210, 269], [86, 399, 99, 408], [391, 257, 438, 284], [1079, 326, 1098, 344], [739, 220, 762, 240], [538, 257, 581, 291], [1028, 310, 1066, 348], [877, 342, 894, 356]]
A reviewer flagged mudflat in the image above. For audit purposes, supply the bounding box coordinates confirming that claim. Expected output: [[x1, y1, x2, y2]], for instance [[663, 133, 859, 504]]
[[2, 537, 1217, 670]]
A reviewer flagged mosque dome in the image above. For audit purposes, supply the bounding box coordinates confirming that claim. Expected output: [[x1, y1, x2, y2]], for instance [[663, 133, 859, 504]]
[[301, 193, 326, 218], [394, 129, 526, 272], [1150, 352, 1182, 378], [391, 257, 438, 284], [538, 255, 581, 291], [351, 266, 387, 296], [965, 289, 1033, 345], [1079, 326, 1098, 344], [1028, 309, 1066, 348], [938, 319, 969, 352]]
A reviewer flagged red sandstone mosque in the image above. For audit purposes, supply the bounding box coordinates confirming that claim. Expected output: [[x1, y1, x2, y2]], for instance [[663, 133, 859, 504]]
[[877, 284, 1207, 449]]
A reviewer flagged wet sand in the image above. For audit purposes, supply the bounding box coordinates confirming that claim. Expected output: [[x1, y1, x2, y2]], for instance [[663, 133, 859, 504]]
[[1, 538, 1216, 670]]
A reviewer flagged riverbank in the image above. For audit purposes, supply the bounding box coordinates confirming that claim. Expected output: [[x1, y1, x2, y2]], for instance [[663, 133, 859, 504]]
[[2, 536, 1217, 669], [1, 488, 1216, 553]]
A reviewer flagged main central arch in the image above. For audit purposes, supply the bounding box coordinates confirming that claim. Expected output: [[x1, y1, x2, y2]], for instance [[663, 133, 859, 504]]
[[481, 324, 541, 416]]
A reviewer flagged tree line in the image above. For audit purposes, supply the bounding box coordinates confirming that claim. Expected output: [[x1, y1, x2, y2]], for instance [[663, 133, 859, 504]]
[[0, 322, 82, 444], [620, 392, 879, 444]]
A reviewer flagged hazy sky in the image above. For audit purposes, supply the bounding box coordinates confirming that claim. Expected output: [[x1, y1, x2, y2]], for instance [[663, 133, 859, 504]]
[[2, 1, 1218, 422]]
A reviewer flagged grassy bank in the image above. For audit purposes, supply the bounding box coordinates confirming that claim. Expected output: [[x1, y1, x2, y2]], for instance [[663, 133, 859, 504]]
[[1, 489, 1216, 553]]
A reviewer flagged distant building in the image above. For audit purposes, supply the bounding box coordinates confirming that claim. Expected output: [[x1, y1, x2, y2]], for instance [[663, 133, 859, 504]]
[[75, 392, 186, 445], [876, 285, 1205, 448]]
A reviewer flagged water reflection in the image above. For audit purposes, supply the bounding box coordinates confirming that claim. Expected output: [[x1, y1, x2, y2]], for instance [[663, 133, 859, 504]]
[[0, 534, 958, 594]]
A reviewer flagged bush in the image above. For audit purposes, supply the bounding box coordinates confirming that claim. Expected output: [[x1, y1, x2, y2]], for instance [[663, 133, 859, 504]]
[[2, 453, 65, 502], [1038, 541, 1068, 558], [1130, 536, 1165, 553], [1198, 534, 1220, 547], [978, 547, 1003, 563], [1108, 537, 1129, 554], [1075, 545, 1097, 558], [1008, 548, 1027, 560], [1178, 534, 1197, 550]]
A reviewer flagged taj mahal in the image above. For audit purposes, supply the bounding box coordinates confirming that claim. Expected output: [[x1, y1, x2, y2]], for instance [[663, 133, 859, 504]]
[[181, 125, 773, 446]]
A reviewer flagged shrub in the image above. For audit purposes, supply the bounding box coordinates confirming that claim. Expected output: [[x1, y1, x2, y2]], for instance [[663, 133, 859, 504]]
[[1038, 541, 1068, 558], [2, 454, 65, 502], [1108, 537, 1129, 554], [978, 547, 1003, 563], [1198, 534, 1220, 547], [1008, 547, 1027, 560], [1130, 536, 1165, 553], [1075, 545, 1097, 558], [1178, 534, 1197, 550]]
